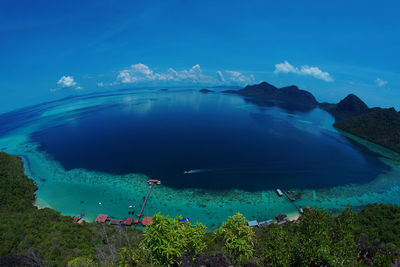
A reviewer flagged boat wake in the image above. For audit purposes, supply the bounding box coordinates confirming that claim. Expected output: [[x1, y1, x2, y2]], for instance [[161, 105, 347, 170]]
[[184, 168, 230, 174]]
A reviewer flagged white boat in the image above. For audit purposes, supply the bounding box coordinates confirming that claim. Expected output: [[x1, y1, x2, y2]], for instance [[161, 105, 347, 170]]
[[276, 189, 283, 197]]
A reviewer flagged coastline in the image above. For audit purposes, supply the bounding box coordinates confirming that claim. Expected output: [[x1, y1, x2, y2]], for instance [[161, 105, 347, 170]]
[[287, 212, 301, 222], [2, 128, 400, 229]]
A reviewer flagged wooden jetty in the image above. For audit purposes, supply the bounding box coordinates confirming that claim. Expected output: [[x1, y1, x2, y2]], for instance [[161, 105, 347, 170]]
[[134, 179, 161, 229], [279, 188, 303, 212], [283, 190, 296, 202]]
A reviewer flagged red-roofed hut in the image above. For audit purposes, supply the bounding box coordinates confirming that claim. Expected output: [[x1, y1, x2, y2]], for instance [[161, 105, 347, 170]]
[[142, 217, 153, 226], [95, 214, 108, 223], [124, 218, 133, 226]]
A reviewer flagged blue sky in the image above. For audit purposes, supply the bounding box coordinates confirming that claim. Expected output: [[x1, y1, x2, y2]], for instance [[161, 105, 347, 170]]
[[1, 0, 399, 113]]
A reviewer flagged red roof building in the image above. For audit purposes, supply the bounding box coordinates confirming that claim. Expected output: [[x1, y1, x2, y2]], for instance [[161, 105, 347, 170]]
[[142, 217, 153, 226], [95, 214, 108, 223], [124, 218, 133, 226], [73, 216, 79, 222]]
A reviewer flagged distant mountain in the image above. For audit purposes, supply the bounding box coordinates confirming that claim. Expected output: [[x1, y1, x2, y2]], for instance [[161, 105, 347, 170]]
[[199, 88, 214, 93], [223, 82, 318, 105], [334, 108, 400, 153], [319, 94, 370, 120]]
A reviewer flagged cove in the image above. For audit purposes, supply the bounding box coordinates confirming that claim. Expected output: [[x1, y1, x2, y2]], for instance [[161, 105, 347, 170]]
[[29, 89, 389, 191]]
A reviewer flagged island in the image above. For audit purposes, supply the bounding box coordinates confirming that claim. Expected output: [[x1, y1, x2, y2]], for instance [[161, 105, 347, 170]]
[[223, 82, 318, 105], [199, 88, 214, 93]]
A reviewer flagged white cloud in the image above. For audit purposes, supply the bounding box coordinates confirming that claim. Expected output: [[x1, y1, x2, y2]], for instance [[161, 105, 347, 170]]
[[57, 76, 77, 87], [223, 70, 255, 84], [375, 77, 388, 87], [117, 63, 208, 84], [51, 75, 82, 92], [114, 63, 255, 86], [274, 61, 333, 82]]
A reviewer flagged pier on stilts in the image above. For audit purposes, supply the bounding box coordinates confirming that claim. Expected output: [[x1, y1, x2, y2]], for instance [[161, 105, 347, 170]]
[[134, 179, 161, 229], [277, 188, 302, 213]]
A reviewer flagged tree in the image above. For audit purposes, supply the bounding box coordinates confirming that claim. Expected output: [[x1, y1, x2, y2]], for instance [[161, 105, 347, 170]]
[[140, 213, 206, 266], [217, 212, 255, 264], [261, 224, 295, 266]]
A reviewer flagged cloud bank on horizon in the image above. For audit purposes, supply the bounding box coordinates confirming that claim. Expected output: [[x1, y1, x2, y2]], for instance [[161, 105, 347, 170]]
[[97, 63, 256, 88], [53, 62, 340, 92]]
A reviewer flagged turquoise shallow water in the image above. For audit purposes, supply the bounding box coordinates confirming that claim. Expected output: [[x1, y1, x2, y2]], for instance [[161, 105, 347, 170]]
[[1, 88, 400, 230]]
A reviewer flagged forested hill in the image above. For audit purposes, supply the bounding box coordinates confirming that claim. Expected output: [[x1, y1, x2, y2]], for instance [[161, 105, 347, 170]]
[[319, 93, 371, 120], [223, 82, 318, 105], [334, 107, 400, 153]]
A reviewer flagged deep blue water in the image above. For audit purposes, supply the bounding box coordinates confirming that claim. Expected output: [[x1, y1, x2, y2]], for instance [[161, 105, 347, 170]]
[[29, 90, 389, 191]]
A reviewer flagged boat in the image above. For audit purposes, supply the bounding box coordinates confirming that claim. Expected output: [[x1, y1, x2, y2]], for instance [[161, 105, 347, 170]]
[[128, 205, 135, 209], [276, 189, 283, 197], [147, 179, 161, 185]]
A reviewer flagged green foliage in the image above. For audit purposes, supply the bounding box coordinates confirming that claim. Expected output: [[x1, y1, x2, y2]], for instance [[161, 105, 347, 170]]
[[296, 207, 357, 266], [140, 213, 206, 266], [334, 107, 400, 153], [372, 250, 392, 267], [118, 247, 149, 267], [355, 203, 400, 247], [217, 212, 255, 264], [258, 208, 358, 266], [0, 152, 37, 213], [0, 152, 141, 266], [260, 224, 295, 266], [67, 256, 96, 267]]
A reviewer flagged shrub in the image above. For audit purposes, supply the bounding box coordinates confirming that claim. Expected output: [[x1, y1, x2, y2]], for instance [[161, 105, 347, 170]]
[[140, 213, 206, 266], [217, 212, 255, 264]]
